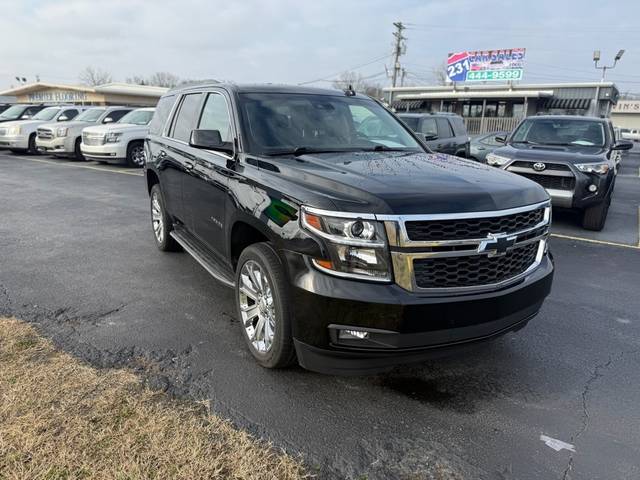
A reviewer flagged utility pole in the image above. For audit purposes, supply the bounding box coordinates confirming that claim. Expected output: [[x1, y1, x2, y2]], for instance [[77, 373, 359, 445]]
[[591, 49, 624, 117], [400, 68, 407, 87], [388, 21, 406, 104]]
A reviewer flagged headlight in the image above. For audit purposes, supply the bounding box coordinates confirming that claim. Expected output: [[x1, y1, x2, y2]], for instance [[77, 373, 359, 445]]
[[105, 132, 123, 143], [56, 127, 68, 137], [301, 207, 391, 281], [7, 126, 21, 135], [486, 153, 512, 167], [575, 162, 610, 175]]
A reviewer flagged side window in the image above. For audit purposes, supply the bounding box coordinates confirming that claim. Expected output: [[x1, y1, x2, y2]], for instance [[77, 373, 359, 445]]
[[24, 107, 41, 117], [198, 93, 233, 143], [436, 118, 454, 139], [170, 94, 203, 142], [450, 117, 467, 136], [149, 95, 176, 136], [419, 118, 438, 137], [62, 109, 78, 120], [104, 109, 130, 123]]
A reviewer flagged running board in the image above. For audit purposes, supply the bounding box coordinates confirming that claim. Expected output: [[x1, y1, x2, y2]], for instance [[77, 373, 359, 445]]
[[170, 228, 235, 288]]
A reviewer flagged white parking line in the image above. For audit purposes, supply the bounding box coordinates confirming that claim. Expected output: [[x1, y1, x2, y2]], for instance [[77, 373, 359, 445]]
[[17, 156, 144, 177], [551, 233, 640, 250]]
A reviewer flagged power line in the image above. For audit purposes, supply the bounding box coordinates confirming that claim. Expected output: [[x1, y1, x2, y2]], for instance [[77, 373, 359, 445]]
[[297, 54, 392, 86]]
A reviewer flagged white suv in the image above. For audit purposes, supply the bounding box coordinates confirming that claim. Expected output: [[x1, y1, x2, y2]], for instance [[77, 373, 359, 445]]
[[36, 106, 133, 160], [81, 108, 155, 167], [0, 106, 83, 154]]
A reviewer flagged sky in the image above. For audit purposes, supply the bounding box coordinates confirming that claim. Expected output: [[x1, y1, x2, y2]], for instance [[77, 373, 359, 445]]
[[1, 0, 640, 94]]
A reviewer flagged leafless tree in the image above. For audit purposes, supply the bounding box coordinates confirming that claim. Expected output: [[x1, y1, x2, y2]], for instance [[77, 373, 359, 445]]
[[431, 62, 449, 86], [332, 71, 383, 99], [127, 72, 180, 88], [79, 66, 112, 86]]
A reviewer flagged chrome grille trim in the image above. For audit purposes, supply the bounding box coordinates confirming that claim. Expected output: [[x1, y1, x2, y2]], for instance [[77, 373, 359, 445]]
[[37, 128, 54, 140], [82, 132, 105, 146]]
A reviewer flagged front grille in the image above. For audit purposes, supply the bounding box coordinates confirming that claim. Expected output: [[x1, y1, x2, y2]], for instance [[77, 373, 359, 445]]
[[517, 173, 576, 191], [405, 207, 544, 241], [82, 132, 104, 146], [510, 161, 571, 172], [37, 128, 53, 140], [413, 242, 539, 288]]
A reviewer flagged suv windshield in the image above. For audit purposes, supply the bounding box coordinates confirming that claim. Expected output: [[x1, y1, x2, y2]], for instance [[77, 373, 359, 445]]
[[0, 105, 27, 121], [75, 109, 105, 122], [32, 107, 60, 121], [511, 118, 606, 147], [119, 109, 154, 125], [237, 93, 421, 155]]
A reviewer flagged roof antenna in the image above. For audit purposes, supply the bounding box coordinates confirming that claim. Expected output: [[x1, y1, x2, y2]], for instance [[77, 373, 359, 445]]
[[344, 84, 356, 96]]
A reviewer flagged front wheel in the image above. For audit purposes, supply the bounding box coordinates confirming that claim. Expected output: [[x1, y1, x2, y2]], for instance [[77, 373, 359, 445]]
[[235, 243, 296, 369], [582, 195, 611, 231], [27, 133, 38, 155], [126, 141, 145, 168], [74, 138, 84, 161]]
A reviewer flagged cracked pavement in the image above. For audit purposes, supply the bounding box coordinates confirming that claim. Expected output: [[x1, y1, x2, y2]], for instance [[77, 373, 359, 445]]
[[1, 151, 639, 479]]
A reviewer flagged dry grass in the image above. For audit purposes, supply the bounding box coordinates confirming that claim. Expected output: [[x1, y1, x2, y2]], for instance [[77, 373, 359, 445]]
[[0, 317, 307, 480]]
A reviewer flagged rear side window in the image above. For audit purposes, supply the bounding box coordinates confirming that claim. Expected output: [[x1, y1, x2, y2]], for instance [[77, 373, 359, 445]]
[[399, 116, 419, 131], [62, 109, 79, 120], [170, 93, 203, 142], [149, 95, 176, 136], [436, 118, 454, 138], [450, 117, 467, 136], [24, 106, 42, 117]]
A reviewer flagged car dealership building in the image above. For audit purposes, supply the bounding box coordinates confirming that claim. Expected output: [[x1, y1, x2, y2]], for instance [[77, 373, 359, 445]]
[[0, 82, 167, 107], [384, 82, 620, 134]]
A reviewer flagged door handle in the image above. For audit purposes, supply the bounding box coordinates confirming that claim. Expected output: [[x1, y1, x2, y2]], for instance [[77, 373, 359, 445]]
[[184, 160, 195, 170]]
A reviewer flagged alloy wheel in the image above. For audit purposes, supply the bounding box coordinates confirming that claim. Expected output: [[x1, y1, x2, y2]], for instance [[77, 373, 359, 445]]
[[131, 145, 145, 166], [239, 260, 276, 353], [151, 192, 164, 244]]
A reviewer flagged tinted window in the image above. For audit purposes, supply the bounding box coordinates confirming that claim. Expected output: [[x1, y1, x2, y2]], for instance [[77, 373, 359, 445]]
[[436, 118, 454, 138], [105, 110, 131, 123], [119, 109, 154, 125], [32, 107, 60, 121], [170, 94, 203, 142], [149, 95, 176, 136], [450, 117, 467, 136], [511, 118, 605, 147], [62, 109, 79, 120], [420, 118, 438, 137], [398, 116, 419, 131], [198, 93, 232, 142], [23, 106, 43, 117], [76, 109, 106, 122]]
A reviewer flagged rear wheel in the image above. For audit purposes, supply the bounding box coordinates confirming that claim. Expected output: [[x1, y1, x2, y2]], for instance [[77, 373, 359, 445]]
[[235, 243, 296, 369], [582, 194, 611, 231], [126, 141, 145, 168], [150, 184, 180, 251]]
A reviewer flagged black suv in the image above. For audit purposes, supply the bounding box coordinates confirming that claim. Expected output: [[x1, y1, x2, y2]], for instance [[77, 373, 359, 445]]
[[0, 104, 48, 123], [145, 84, 553, 375], [487, 115, 633, 231], [397, 112, 470, 157]]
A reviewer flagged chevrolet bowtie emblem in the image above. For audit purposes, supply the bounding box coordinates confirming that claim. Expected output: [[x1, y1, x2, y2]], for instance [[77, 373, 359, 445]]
[[478, 233, 518, 257]]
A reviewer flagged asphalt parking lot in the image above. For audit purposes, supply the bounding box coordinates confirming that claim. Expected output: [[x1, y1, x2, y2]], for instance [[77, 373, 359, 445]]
[[1, 151, 639, 479]]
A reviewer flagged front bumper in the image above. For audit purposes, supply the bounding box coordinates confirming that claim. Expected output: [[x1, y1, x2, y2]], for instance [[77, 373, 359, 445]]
[[0, 134, 28, 149], [36, 136, 74, 155], [285, 250, 554, 375], [81, 142, 127, 162]]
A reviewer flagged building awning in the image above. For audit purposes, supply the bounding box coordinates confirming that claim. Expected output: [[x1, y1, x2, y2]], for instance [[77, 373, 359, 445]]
[[542, 98, 591, 110], [390, 100, 424, 110], [396, 90, 554, 101]]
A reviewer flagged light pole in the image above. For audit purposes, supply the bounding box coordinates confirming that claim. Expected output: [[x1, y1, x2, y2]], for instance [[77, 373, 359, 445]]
[[592, 49, 624, 117]]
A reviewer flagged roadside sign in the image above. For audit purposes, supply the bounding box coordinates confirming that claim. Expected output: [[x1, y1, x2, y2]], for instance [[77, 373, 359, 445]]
[[447, 48, 526, 83]]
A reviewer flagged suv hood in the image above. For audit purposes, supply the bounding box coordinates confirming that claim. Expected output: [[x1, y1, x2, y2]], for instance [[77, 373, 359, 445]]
[[40, 120, 97, 132], [0, 119, 45, 128], [260, 151, 548, 215], [83, 123, 149, 135], [496, 143, 608, 164]]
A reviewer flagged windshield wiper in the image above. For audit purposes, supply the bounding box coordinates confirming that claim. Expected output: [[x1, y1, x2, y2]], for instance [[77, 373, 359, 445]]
[[266, 147, 349, 157], [367, 145, 415, 152], [511, 140, 539, 145]]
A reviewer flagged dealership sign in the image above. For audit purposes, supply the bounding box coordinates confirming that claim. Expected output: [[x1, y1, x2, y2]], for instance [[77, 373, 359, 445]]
[[447, 48, 526, 82], [27, 90, 89, 102]]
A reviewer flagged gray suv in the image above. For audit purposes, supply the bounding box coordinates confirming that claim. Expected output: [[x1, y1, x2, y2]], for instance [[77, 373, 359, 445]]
[[398, 112, 470, 158]]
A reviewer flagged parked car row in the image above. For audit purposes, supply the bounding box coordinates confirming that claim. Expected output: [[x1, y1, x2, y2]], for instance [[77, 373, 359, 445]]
[[0, 104, 155, 167]]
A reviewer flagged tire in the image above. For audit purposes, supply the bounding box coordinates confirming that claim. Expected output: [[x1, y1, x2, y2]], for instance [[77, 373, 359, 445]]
[[27, 133, 38, 155], [235, 243, 296, 369], [149, 184, 180, 251], [126, 141, 145, 168], [74, 138, 84, 161], [582, 194, 611, 231]]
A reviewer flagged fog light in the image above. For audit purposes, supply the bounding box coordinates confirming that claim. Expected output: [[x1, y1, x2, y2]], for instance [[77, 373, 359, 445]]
[[588, 184, 597, 192], [339, 329, 369, 340]]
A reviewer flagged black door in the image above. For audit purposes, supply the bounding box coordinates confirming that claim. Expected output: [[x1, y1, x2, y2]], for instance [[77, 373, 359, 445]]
[[155, 92, 203, 224], [182, 91, 235, 259]]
